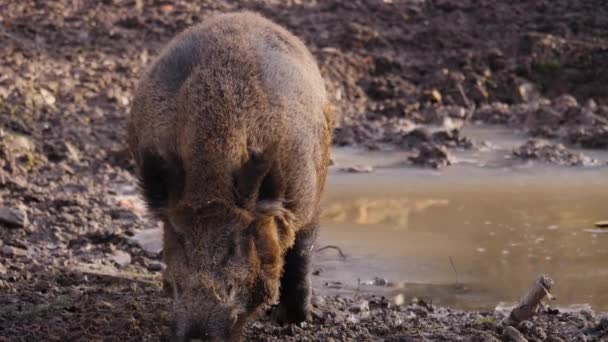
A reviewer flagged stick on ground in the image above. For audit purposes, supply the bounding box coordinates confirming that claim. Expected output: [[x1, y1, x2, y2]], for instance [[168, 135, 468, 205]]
[[315, 245, 347, 259], [502, 274, 555, 326]]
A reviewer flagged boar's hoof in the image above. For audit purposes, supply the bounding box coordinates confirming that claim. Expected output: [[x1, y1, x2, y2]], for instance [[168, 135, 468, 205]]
[[270, 303, 311, 325]]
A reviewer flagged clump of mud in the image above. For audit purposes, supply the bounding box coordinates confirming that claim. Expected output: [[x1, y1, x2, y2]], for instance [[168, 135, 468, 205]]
[[513, 139, 599, 167]]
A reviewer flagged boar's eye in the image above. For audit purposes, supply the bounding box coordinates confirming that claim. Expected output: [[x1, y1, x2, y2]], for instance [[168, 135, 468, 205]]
[[138, 150, 185, 214]]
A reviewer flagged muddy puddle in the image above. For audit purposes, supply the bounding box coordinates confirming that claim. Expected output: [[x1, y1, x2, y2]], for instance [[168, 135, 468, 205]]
[[314, 126, 608, 311]]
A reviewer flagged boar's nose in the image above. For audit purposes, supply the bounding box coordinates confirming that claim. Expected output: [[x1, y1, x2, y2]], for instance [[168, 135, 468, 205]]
[[172, 314, 234, 342], [172, 325, 212, 342]]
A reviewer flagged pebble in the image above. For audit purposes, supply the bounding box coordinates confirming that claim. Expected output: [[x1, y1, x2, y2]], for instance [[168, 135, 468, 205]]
[[0, 206, 28, 229], [517, 320, 533, 334], [349, 300, 370, 313], [502, 326, 528, 342], [0, 262, 7, 274], [110, 250, 132, 268], [129, 227, 163, 256], [1, 245, 27, 258], [393, 294, 405, 306], [339, 165, 374, 173], [147, 261, 165, 272], [312, 295, 326, 307], [531, 325, 547, 340], [373, 277, 388, 286]]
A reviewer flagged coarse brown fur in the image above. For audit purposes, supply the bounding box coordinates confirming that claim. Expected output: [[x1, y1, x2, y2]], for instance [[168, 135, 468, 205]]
[[128, 11, 332, 341]]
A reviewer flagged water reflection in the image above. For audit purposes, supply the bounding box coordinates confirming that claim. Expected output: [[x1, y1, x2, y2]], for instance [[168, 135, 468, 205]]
[[314, 146, 608, 310]]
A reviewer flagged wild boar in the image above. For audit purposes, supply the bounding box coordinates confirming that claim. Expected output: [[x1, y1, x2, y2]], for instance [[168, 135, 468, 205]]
[[127, 11, 332, 341]]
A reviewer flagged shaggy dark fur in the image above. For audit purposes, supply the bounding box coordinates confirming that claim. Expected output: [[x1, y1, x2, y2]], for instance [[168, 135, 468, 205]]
[[128, 11, 332, 341]]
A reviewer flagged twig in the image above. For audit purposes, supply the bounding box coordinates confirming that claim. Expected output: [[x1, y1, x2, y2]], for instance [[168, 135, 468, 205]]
[[449, 256, 460, 285], [315, 245, 347, 259], [502, 274, 555, 326], [457, 82, 472, 109]]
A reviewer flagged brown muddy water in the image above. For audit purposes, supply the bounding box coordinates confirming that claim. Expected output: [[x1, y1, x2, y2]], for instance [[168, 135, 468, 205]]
[[314, 126, 608, 311]]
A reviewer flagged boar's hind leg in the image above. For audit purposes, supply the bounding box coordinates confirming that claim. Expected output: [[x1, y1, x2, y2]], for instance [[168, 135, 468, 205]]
[[273, 224, 318, 324]]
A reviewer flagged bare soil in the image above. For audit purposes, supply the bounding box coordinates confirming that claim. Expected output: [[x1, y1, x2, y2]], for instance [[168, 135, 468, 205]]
[[1, 0, 608, 341]]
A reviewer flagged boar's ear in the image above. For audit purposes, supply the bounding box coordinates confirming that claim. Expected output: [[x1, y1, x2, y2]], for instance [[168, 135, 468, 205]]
[[234, 146, 284, 211], [137, 150, 185, 214]]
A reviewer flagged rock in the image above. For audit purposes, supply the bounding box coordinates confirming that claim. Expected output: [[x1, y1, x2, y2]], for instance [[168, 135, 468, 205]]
[[339, 165, 374, 173], [594, 221, 608, 228], [552, 94, 578, 114], [370, 277, 387, 286], [311, 308, 326, 322], [43, 141, 80, 162], [512, 139, 597, 166], [39, 88, 56, 106], [502, 326, 528, 342], [597, 316, 608, 330], [0, 206, 28, 228], [531, 325, 547, 340], [0, 262, 7, 274], [129, 227, 163, 256], [312, 295, 326, 307], [393, 294, 405, 306], [547, 336, 567, 342], [481, 334, 501, 342], [525, 107, 562, 137], [516, 320, 534, 334], [147, 261, 165, 272], [568, 126, 608, 149], [424, 89, 442, 103], [109, 208, 139, 224], [568, 333, 587, 342], [1, 245, 27, 258], [518, 82, 541, 103], [409, 143, 451, 169], [110, 250, 131, 268], [349, 300, 370, 313]]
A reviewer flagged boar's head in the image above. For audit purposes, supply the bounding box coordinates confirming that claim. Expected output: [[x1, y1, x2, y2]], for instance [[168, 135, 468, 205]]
[[137, 148, 295, 341]]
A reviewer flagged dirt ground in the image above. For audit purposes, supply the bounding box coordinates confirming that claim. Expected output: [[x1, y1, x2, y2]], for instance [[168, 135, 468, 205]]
[[1, 0, 608, 341]]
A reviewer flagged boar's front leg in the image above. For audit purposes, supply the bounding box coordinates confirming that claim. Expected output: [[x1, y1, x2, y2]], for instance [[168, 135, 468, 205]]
[[273, 224, 318, 324]]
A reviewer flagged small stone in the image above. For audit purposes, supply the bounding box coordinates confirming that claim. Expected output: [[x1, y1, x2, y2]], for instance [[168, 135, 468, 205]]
[[0, 207, 28, 228], [109, 208, 139, 225], [129, 227, 163, 256], [424, 89, 442, 103], [39, 88, 56, 106], [311, 308, 325, 322], [409, 143, 451, 169], [0, 262, 7, 274], [518, 82, 540, 102], [373, 277, 388, 286], [597, 316, 608, 330], [1, 245, 27, 258], [517, 320, 533, 334], [531, 325, 547, 340], [394, 294, 405, 306], [311, 295, 325, 307], [571, 334, 586, 342], [147, 261, 165, 272], [547, 335, 567, 342], [502, 326, 528, 342], [110, 250, 132, 267], [63, 142, 80, 161], [339, 165, 374, 173], [349, 300, 369, 313]]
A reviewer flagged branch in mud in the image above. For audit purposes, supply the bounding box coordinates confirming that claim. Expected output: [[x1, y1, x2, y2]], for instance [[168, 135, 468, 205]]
[[315, 245, 347, 259], [502, 274, 555, 326]]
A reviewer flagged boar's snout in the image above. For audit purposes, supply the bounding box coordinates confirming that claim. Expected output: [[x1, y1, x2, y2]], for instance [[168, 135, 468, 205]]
[[171, 297, 242, 342]]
